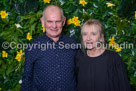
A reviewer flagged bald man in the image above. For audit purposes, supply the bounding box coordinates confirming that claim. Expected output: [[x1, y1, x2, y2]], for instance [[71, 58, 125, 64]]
[[21, 5, 77, 91]]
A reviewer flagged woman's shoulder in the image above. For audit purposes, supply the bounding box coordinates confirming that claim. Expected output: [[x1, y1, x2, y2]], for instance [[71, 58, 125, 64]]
[[105, 49, 120, 57], [105, 49, 123, 64]]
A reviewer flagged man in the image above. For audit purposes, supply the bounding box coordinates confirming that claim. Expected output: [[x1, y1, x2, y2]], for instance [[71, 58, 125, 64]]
[[21, 5, 77, 91]]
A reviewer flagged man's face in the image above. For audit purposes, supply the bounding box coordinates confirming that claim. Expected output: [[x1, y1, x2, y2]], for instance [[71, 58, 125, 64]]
[[44, 9, 65, 39]]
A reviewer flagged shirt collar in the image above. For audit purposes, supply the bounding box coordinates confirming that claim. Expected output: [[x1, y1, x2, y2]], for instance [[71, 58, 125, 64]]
[[43, 32, 64, 43]]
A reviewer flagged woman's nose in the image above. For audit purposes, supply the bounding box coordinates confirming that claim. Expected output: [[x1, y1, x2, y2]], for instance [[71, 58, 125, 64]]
[[87, 35, 91, 40]]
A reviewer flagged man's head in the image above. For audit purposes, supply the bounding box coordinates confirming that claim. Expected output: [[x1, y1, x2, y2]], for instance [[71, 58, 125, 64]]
[[42, 5, 66, 42]]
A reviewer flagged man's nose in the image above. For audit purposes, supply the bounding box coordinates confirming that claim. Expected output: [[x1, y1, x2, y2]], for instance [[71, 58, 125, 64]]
[[52, 22, 57, 28]]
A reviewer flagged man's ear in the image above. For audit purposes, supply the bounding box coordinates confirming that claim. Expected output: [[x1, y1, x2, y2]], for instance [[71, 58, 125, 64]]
[[40, 17, 45, 27], [63, 17, 66, 26]]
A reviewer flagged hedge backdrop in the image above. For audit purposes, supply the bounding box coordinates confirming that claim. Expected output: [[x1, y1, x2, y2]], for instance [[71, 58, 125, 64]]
[[0, 0, 136, 90]]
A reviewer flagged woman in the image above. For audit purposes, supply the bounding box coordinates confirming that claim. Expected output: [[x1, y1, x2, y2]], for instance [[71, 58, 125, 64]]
[[75, 19, 131, 91]]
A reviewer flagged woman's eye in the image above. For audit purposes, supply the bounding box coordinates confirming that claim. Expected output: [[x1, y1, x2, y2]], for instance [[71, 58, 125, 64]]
[[92, 33, 96, 35], [83, 33, 87, 36]]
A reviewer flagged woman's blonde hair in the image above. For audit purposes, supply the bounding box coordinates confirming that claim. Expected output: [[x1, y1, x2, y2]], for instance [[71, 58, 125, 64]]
[[81, 19, 105, 54]]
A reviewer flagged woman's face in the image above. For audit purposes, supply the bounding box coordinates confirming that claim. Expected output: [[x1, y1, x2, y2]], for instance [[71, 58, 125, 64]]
[[82, 25, 103, 50]]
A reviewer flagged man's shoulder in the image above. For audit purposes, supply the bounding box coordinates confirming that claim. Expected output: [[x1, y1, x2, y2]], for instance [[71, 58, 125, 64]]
[[62, 35, 77, 43], [29, 35, 46, 44]]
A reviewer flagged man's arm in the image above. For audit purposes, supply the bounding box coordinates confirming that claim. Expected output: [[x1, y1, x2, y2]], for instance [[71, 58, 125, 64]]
[[21, 48, 34, 91]]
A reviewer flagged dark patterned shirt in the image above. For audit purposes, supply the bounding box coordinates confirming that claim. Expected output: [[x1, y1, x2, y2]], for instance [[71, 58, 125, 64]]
[[21, 34, 77, 91]]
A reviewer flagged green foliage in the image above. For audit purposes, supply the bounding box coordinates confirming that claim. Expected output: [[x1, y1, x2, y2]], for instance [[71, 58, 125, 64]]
[[0, 0, 136, 90]]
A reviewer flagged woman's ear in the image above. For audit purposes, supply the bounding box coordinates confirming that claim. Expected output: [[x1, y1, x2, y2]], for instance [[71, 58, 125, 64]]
[[40, 17, 45, 27], [100, 34, 104, 42]]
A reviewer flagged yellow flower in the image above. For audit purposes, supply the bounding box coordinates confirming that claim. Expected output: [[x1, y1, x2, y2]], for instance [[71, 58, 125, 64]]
[[0, 10, 8, 19], [73, 20, 81, 26], [113, 43, 119, 49], [15, 56, 21, 62], [109, 41, 116, 48], [0, 88, 2, 90], [43, 0, 51, 4], [109, 37, 115, 42], [15, 50, 23, 62], [67, 19, 73, 25], [79, 0, 87, 7], [135, 11, 136, 19], [72, 16, 81, 26], [17, 50, 23, 56], [72, 16, 79, 22], [2, 51, 8, 58], [106, 2, 115, 7], [26, 32, 32, 41], [115, 47, 122, 52], [67, 16, 81, 26], [42, 26, 45, 32]]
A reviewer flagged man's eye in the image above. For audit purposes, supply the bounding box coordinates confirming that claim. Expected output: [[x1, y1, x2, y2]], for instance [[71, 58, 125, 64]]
[[47, 21, 52, 23], [56, 21, 61, 23]]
